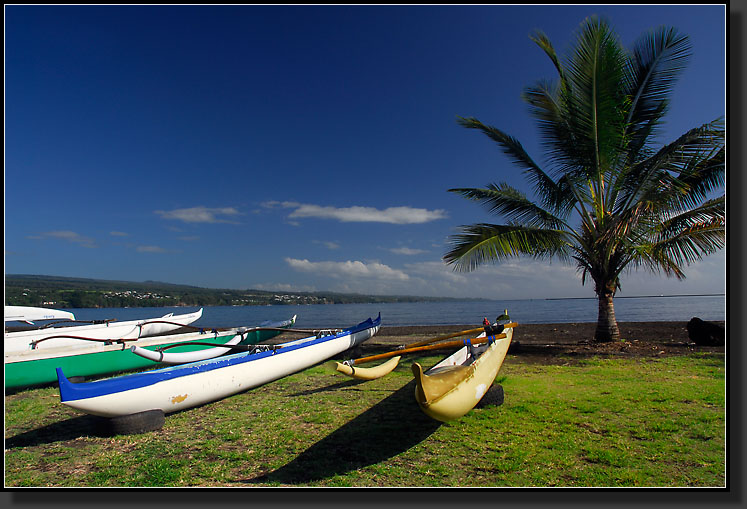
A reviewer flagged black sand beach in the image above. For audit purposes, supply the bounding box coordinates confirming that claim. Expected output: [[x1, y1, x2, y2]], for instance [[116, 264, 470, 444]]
[[355, 321, 726, 363], [264, 320, 725, 363]]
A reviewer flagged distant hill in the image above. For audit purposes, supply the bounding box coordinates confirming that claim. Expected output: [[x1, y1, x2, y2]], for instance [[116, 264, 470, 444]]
[[4, 274, 459, 308]]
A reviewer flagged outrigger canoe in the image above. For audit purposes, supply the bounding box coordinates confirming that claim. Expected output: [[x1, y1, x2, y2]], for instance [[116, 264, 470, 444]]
[[5, 308, 205, 353], [5, 315, 296, 389], [128, 314, 305, 364], [57, 314, 381, 418], [4, 305, 76, 324], [334, 317, 516, 421], [412, 322, 514, 422]]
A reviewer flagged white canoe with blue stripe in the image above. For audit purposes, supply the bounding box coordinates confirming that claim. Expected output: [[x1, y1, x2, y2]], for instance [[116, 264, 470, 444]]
[[57, 314, 381, 418]]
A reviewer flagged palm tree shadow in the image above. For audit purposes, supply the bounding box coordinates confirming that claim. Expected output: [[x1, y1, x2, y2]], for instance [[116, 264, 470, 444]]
[[243, 380, 441, 485]]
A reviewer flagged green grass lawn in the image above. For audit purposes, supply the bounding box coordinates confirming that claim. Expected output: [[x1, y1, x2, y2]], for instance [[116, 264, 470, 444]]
[[4, 352, 725, 487]]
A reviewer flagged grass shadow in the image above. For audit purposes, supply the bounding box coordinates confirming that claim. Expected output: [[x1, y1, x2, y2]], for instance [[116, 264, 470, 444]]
[[5, 414, 112, 448], [243, 379, 441, 485], [5, 382, 58, 397], [289, 377, 368, 396]]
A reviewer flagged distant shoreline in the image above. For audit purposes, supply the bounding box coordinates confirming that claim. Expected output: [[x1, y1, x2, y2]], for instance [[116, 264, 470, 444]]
[[6, 275, 725, 308], [546, 294, 725, 300]]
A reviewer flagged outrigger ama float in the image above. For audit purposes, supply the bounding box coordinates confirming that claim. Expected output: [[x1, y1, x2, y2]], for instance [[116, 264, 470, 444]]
[[56, 314, 381, 433]]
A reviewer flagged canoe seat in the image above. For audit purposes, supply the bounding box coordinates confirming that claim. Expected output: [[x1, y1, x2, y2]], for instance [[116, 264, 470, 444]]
[[412, 363, 472, 404]]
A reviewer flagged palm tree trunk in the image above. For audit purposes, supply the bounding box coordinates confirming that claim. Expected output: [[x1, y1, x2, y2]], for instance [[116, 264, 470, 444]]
[[595, 285, 620, 342]]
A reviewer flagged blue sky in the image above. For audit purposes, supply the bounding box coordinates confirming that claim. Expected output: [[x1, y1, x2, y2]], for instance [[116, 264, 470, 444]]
[[5, 4, 727, 299]]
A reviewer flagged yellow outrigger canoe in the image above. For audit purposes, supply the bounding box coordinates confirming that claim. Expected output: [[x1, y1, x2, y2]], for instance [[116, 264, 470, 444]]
[[411, 324, 514, 422], [335, 319, 516, 422]]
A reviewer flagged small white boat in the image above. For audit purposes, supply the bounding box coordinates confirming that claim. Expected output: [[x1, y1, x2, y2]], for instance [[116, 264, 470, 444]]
[[4, 308, 204, 353], [57, 314, 381, 418]]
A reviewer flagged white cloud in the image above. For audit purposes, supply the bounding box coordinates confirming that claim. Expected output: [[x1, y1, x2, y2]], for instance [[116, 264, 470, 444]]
[[276, 257, 584, 298], [401, 256, 727, 299], [267, 252, 725, 300], [32, 230, 97, 248], [252, 282, 318, 292], [313, 240, 341, 250], [389, 247, 427, 255], [137, 245, 168, 253], [155, 206, 241, 224], [285, 258, 410, 281], [263, 201, 447, 224]]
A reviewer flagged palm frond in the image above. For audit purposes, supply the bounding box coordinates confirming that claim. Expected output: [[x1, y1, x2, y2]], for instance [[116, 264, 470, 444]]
[[625, 26, 692, 140], [456, 116, 575, 214], [618, 101, 668, 173], [448, 184, 569, 229], [645, 220, 723, 276], [443, 224, 571, 273], [456, 116, 545, 177], [614, 119, 725, 213], [530, 30, 566, 83], [522, 81, 588, 175], [625, 247, 688, 279], [622, 197, 724, 278], [671, 144, 725, 210], [563, 16, 628, 186], [654, 196, 725, 242]]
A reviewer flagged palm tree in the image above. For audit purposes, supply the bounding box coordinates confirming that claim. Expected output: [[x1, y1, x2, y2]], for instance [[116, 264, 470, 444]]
[[444, 16, 725, 342]]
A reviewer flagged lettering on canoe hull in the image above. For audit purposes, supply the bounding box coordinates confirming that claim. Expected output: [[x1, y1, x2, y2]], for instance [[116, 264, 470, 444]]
[[171, 394, 188, 404]]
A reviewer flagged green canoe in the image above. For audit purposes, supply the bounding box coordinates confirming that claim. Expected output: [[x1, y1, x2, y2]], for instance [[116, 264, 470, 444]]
[[5, 315, 296, 389]]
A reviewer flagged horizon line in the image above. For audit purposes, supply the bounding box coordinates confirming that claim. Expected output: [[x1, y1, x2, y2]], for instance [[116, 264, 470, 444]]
[[545, 294, 726, 301]]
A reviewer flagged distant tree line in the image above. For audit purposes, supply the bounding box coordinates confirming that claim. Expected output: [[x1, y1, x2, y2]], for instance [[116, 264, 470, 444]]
[[4, 274, 457, 308]]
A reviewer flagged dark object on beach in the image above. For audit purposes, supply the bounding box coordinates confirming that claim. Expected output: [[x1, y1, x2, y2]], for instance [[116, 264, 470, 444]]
[[100, 409, 165, 436], [686, 317, 725, 346], [476, 384, 504, 408]]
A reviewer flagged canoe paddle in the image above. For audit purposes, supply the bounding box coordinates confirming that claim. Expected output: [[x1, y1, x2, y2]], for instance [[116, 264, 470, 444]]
[[403, 326, 486, 349], [340, 332, 508, 367], [334, 321, 517, 380], [403, 322, 517, 350], [393, 310, 512, 350], [333, 333, 509, 380]]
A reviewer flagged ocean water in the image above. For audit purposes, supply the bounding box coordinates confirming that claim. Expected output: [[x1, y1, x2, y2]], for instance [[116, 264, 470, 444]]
[[61, 295, 726, 329]]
